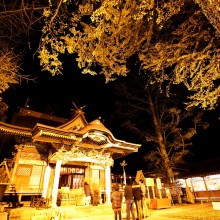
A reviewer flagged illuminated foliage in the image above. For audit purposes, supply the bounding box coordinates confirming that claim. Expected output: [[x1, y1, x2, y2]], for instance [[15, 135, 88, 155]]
[[0, 98, 8, 122], [0, 48, 35, 95], [195, 0, 220, 35], [0, 50, 20, 93], [38, 0, 220, 110], [0, 1, 47, 94]]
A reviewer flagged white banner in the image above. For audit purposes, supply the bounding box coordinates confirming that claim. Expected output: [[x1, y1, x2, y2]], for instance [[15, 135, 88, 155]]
[[146, 178, 154, 186], [156, 178, 162, 189]]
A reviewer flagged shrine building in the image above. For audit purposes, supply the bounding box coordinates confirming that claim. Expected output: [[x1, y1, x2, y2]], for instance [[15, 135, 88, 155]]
[[0, 107, 141, 207]]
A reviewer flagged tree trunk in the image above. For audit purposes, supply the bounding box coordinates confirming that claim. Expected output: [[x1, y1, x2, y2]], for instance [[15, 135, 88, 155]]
[[148, 91, 175, 183], [158, 141, 175, 183]]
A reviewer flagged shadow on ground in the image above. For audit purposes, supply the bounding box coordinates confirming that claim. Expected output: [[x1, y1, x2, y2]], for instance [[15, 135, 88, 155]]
[[4, 202, 220, 220]]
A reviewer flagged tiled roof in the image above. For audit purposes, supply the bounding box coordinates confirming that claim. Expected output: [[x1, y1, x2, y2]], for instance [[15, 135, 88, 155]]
[[0, 110, 141, 159], [0, 121, 32, 136]]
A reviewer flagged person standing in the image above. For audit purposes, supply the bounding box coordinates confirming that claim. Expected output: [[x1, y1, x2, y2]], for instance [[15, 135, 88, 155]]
[[139, 179, 150, 218], [84, 182, 91, 206], [111, 184, 123, 220], [132, 181, 143, 220], [124, 182, 136, 220], [93, 188, 100, 206]]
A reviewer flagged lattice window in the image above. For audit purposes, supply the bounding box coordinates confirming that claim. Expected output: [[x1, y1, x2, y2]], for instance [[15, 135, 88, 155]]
[[29, 165, 44, 186], [17, 166, 32, 176]]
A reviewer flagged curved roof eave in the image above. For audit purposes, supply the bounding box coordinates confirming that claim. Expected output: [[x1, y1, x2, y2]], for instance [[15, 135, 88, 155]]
[[0, 121, 32, 137], [33, 123, 141, 147]]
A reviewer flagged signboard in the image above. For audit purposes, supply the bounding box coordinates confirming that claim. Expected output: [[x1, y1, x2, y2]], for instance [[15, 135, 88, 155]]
[[135, 170, 145, 184], [156, 178, 162, 189], [146, 178, 154, 186]]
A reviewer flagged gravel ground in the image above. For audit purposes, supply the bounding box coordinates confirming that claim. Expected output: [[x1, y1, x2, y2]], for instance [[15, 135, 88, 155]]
[[148, 203, 220, 220], [6, 201, 220, 220]]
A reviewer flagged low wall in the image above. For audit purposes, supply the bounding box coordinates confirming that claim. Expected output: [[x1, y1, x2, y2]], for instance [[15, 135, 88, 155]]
[[194, 190, 220, 202]]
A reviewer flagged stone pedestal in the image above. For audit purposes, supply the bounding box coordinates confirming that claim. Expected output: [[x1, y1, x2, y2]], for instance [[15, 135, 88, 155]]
[[0, 212, 8, 220], [212, 202, 220, 210]]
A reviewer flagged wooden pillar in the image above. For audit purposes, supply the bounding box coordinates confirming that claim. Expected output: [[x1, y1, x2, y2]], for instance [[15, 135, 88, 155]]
[[190, 178, 196, 201], [185, 179, 189, 201], [156, 178, 162, 199], [105, 165, 111, 204], [152, 186, 155, 199], [42, 165, 51, 198], [51, 160, 62, 207], [146, 185, 150, 200], [203, 177, 210, 200], [11, 146, 22, 183]]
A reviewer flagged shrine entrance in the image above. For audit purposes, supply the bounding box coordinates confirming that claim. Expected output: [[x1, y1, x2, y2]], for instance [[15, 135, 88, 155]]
[[58, 166, 85, 189]]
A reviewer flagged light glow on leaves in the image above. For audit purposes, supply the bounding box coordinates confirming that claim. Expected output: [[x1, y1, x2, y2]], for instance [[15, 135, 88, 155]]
[[0, 50, 19, 93], [38, 0, 220, 110]]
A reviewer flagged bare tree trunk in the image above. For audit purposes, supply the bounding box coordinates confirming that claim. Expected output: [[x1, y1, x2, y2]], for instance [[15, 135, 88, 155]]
[[148, 90, 175, 183]]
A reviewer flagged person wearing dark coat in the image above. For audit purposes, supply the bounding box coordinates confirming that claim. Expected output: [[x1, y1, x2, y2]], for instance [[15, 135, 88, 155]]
[[132, 181, 143, 220], [124, 182, 136, 220], [111, 184, 123, 220]]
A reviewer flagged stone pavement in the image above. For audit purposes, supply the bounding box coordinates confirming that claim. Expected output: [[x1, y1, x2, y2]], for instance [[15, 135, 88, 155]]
[[3, 202, 217, 220]]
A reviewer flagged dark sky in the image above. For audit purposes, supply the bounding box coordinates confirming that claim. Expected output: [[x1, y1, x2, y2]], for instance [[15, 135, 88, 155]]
[[4, 53, 114, 121], [189, 109, 220, 162], [2, 47, 220, 176]]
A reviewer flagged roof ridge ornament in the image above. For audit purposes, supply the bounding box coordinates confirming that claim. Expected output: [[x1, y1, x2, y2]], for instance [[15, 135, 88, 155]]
[[71, 101, 86, 117]]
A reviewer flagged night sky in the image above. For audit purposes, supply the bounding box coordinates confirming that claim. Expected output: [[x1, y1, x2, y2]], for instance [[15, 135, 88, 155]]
[[2, 45, 220, 176]]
